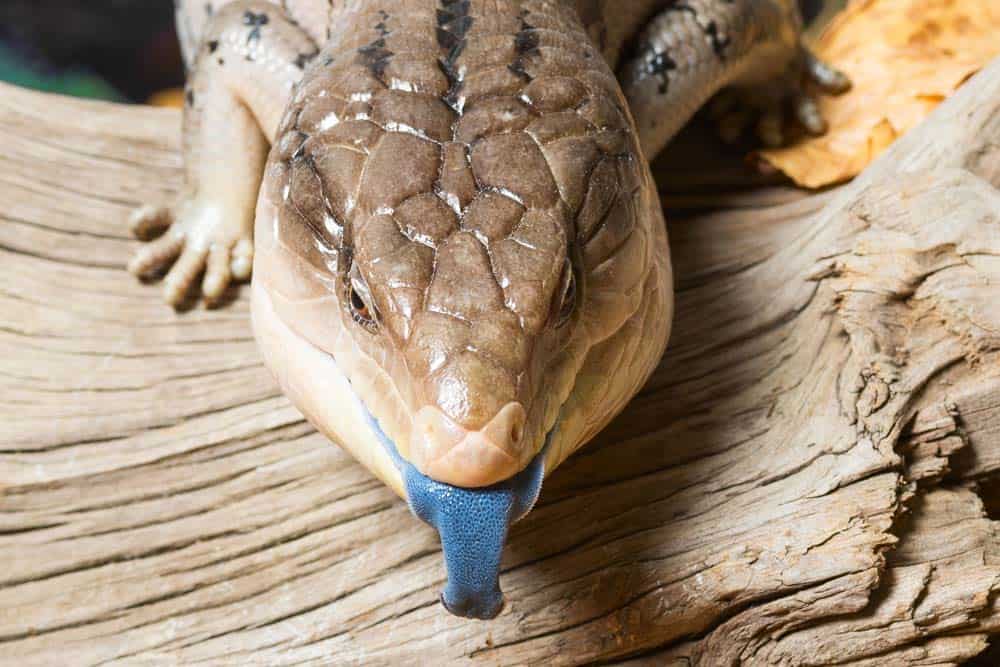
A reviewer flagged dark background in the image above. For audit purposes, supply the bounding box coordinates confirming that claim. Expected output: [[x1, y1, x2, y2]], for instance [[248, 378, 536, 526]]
[[0, 0, 828, 103], [0, 0, 183, 103]]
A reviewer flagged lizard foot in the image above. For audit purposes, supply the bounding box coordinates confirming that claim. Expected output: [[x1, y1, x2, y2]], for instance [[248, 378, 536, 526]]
[[127, 200, 254, 307], [711, 48, 850, 148]]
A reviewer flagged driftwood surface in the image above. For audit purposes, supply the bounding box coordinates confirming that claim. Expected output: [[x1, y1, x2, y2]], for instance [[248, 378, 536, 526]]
[[1, 57, 999, 666]]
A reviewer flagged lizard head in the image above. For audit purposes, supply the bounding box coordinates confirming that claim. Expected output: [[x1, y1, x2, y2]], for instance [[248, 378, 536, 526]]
[[250, 39, 671, 619]]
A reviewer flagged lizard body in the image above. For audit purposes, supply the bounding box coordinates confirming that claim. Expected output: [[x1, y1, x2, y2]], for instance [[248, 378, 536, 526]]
[[131, 0, 846, 619]]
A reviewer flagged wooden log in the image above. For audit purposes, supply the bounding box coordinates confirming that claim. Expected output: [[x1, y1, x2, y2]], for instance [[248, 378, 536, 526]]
[[1, 57, 998, 665]]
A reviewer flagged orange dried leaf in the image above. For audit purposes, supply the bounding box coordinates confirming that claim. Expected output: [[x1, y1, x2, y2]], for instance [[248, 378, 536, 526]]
[[758, 0, 1000, 188], [148, 88, 186, 109]]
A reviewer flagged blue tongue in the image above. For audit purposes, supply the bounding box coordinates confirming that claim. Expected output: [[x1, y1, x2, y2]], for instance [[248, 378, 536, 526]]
[[367, 413, 546, 620]]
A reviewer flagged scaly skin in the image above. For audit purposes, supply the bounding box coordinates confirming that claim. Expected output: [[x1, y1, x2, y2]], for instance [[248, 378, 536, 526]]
[[129, 0, 847, 619]]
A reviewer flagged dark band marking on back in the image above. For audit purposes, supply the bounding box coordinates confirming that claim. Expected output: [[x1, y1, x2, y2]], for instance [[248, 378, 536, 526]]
[[357, 11, 394, 82], [668, 3, 731, 59], [437, 0, 474, 112], [508, 9, 540, 82]]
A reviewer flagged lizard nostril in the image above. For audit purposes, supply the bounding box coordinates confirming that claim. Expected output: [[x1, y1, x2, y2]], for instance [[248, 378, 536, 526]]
[[408, 403, 530, 486], [501, 404, 526, 446]]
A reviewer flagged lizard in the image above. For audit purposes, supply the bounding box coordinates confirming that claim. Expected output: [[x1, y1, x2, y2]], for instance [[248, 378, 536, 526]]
[[128, 0, 848, 619]]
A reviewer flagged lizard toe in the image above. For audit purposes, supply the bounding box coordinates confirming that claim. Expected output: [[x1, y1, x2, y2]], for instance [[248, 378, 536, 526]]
[[128, 231, 184, 278], [203, 244, 233, 305], [804, 50, 851, 95], [794, 93, 827, 135], [129, 204, 173, 241], [230, 238, 254, 282], [163, 245, 209, 308]]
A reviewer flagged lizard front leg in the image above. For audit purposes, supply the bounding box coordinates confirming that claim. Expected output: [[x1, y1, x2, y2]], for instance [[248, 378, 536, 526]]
[[129, 1, 318, 306], [620, 0, 850, 160]]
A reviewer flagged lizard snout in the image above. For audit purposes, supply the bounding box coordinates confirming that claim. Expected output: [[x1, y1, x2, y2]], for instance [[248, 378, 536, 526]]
[[409, 402, 528, 488]]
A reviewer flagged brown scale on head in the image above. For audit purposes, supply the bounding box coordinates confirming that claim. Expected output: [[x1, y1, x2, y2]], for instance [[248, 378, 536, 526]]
[[259, 0, 658, 488]]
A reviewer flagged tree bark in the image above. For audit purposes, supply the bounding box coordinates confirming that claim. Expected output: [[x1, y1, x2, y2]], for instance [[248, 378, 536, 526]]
[[1, 58, 999, 666]]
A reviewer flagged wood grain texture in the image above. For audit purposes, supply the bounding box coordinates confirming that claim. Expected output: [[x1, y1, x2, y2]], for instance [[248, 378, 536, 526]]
[[1, 57, 999, 666]]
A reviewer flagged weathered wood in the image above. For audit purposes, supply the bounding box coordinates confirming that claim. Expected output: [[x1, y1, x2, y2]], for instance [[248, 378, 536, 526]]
[[1, 57, 999, 665]]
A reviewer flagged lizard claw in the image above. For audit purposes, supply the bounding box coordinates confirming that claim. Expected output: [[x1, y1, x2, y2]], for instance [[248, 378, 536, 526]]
[[804, 50, 851, 95], [129, 204, 173, 241], [711, 46, 850, 147], [231, 238, 254, 282], [127, 198, 254, 308], [162, 244, 209, 307], [128, 229, 184, 278], [793, 93, 826, 135]]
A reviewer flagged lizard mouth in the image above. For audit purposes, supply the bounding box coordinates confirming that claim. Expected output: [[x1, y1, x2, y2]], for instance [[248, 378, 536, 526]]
[[252, 280, 550, 620]]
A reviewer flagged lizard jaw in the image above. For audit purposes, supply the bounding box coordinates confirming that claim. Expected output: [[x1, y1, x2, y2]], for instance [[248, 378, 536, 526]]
[[253, 279, 550, 620]]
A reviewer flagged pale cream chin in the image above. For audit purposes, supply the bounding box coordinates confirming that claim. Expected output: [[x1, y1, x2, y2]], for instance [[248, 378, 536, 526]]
[[251, 281, 406, 498], [253, 190, 411, 496], [258, 262, 416, 462], [545, 188, 674, 473]]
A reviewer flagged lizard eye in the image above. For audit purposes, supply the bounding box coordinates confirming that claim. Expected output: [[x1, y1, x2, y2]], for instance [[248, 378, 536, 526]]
[[554, 260, 577, 328], [348, 263, 379, 333]]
